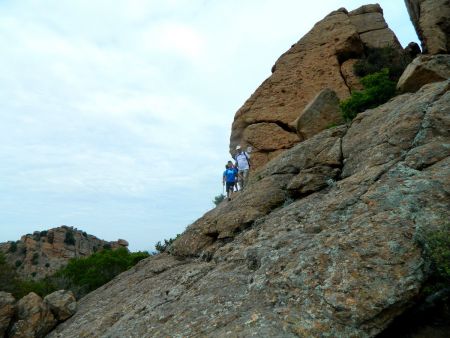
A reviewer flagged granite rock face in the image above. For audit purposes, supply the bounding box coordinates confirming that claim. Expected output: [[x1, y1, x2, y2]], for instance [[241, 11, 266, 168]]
[[397, 54, 450, 93], [405, 0, 450, 54], [230, 4, 402, 170], [48, 79, 450, 337], [0, 226, 129, 280]]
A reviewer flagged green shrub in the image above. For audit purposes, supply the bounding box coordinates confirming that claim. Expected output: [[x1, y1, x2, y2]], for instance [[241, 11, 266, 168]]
[[103, 243, 112, 250], [15, 260, 22, 268], [213, 194, 225, 206], [8, 241, 17, 253], [64, 231, 76, 245], [45, 263, 50, 268], [53, 247, 149, 298], [340, 69, 396, 121], [40, 230, 48, 237], [421, 224, 450, 294]]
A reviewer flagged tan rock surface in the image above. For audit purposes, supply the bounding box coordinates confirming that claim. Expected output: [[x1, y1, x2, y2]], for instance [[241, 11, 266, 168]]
[[397, 54, 450, 93], [44, 290, 77, 321], [405, 0, 450, 54], [9, 292, 56, 338], [230, 5, 403, 170], [294, 88, 343, 139]]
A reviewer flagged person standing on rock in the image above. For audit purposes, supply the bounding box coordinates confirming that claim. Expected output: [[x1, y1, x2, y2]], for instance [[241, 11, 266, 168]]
[[234, 145, 251, 190], [223, 162, 238, 201]]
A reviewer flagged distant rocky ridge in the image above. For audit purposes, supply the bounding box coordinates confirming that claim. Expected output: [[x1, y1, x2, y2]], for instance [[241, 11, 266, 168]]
[[0, 226, 128, 280], [229, 4, 404, 170], [47, 2, 450, 337]]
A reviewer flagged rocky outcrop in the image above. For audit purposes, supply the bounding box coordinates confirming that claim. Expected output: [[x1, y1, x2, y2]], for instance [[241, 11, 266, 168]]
[[48, 79, 450, 337], [0, 226, 129, 280], [0, 292, 15, 337], [44, 290, 77, 321], [230, 4, 403, 170], [397, 54, 450, 93], [1, 291, 77, 338], [404, 0, 450, 54], [9, 292, 57, 338]]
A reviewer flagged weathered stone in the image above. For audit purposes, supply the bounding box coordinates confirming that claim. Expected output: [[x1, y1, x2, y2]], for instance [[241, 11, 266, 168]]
[[397, 54, 450, 93], [0, 292, 15, 337], [287, 165, 341, 195], [294, 88, 344, 140], [230, 4, 403, 170], [10, 292, 57, 338], [44, 290, 77, 321], [405, 0, 450, 54]]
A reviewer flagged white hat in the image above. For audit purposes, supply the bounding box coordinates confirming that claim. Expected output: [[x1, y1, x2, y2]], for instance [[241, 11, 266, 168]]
[[236, 145, 241, 150]]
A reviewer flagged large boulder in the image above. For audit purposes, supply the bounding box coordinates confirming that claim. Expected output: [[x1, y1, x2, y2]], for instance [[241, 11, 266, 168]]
[[229, 4, 403, 170], [404, 0, 450, 54], [9, 292, 57, 338], [44, 290, 77, 321], [0, 292, 15, 337], [294, 88, 343, 140], [397, 54, 450, 93]]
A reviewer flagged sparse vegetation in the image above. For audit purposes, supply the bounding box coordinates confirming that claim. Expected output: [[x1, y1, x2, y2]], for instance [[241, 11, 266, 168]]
[[420, 224, 450, 295], [0, 248, 149, 299], [340, 69, 396, 121], [64, 231, 76, 245], [155, 234, 181, 253], [213, 194, 226, 206], [103, 243, 112, 250]]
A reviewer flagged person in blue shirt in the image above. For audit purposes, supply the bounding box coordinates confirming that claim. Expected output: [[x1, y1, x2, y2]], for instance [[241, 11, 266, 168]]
[[223, 161, 238, 201]]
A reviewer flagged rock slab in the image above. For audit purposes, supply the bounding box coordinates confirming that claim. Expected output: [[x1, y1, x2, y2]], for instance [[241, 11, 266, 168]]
[[48, 80, 450, 337], [405, 0, 450, 54]]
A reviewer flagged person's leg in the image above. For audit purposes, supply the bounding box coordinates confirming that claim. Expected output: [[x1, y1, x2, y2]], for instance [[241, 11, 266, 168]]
[[226, 182, 232, 200], [238, 170, 244, 190]]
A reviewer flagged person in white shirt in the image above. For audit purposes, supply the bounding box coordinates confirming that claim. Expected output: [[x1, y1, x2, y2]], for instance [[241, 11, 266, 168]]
[[234, 145, 251, 190]]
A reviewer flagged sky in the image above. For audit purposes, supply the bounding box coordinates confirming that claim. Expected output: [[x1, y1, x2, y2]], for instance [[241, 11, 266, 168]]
[[0, 0, 419, 252]]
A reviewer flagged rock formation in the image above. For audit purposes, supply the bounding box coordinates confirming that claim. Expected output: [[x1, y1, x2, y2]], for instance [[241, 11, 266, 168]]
[[1, 290, 76, 338], [404, 0, 450, 54], [48, 76, 450, 337], [229, 4, 403, 170], [0, 226, 128, 280], [397, 54, 450, 92]]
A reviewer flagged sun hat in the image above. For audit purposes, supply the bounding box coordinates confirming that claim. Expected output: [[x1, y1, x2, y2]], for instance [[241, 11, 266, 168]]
[[236, 145, 241, 150]]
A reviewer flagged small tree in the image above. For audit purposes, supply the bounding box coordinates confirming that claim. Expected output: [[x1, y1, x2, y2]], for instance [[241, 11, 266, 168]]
[[155, 234, 180, 253], [64, 231, 76, 245], [213, 194, 226, 206], [340, 69, 396, 121]]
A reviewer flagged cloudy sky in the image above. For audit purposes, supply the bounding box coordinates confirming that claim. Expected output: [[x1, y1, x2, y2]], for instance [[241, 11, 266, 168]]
[[0, 0, 419, 251]]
